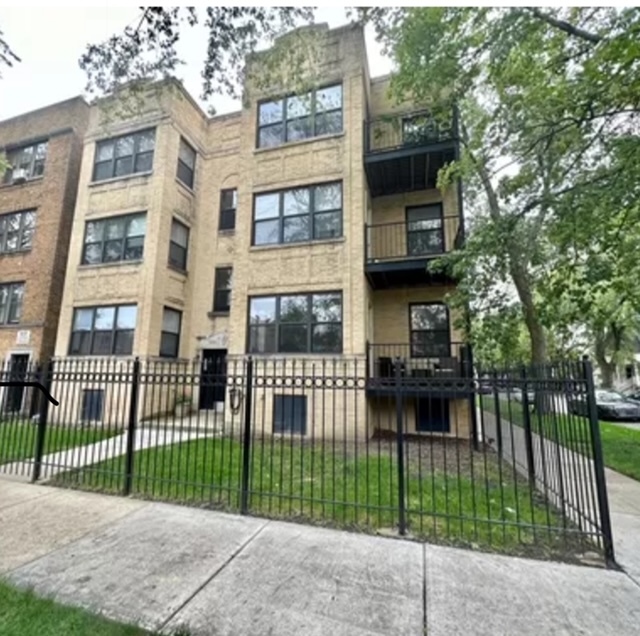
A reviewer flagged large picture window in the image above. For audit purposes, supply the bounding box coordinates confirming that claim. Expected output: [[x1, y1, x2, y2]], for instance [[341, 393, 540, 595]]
[[2, 142, 47, 184], [0, 210, 35, 253], [257, 84, 342, 148], [410, 303, 450, 358], [0, 283, 24, 324], [82, 213, 146, 265], [248, 292, 342, 354], [93, 129, 155, 182], [253, 182, 342, 246], [70, 305, 137, 355]]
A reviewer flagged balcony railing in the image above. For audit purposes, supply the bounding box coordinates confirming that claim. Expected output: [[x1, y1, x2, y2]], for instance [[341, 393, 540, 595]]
[[364, 108, 457, 155], [367, 342, 472, 391], [365, 216, 462, 264]]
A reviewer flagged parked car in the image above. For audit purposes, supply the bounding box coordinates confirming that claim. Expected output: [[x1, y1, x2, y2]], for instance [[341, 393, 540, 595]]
[[623, 389, 640, 404], [568, 389, 640, 421]]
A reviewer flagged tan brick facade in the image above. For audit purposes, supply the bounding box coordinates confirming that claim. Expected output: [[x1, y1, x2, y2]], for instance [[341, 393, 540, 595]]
[[51, 23, 471, 439]]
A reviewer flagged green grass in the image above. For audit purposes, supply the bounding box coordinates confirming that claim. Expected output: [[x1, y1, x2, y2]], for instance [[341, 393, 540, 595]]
[[0, 580, 153, 636], [0, 420, 120, 465], [51, 434, 588, 559], [479, 397, 640, 482]]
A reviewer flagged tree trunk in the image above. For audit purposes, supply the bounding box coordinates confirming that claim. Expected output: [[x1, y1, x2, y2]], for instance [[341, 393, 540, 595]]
[[594, 328, 616, 389]]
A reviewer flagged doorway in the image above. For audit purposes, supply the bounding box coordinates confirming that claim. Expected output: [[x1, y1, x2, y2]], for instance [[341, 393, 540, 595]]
[[199, 349, 227, 410], [415, 397, 450, 433], [5, 354, 30, 413]]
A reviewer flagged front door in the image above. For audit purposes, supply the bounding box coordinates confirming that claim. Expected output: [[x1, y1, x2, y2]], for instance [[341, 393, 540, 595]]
[[199, 349, 227, 410], [5, 354, 29, 413], [416, 397, 450, 433]]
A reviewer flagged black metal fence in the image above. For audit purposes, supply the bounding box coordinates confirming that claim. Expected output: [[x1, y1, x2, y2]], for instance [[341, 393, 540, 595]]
[[0, 356, 614, 564], [365, 216, 462, 263]]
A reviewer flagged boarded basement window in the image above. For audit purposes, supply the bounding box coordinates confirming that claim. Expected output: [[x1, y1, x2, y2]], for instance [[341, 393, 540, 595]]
[[273, 395, 307, 435]]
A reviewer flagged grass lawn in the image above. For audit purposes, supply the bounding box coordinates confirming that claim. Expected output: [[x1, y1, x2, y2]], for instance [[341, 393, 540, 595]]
[[0, 420, 121, 466], [0, 580, 153, 636], [51, 434, 588, 559], [479, 396, 640, 482]]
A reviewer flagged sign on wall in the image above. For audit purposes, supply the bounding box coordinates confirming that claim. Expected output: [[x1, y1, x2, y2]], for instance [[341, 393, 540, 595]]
[[16, 330, 31, 345]]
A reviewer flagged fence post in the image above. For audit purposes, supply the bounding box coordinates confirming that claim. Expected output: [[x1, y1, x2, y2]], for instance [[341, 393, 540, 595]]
[[492, 370, 503, 457], [582, 357, 616, 566], [465, 345, 480, 451], [31, 360, 54, 482], [394, 357, 407, 536], [240, 356, 254, 514], [123, 357, 140, 496], [520, 366, 536, 490]]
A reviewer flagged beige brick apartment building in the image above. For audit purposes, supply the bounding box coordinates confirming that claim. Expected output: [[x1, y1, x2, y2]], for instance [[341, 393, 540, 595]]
[[0, 97, 89, 412], [52, 23, 470, 437]]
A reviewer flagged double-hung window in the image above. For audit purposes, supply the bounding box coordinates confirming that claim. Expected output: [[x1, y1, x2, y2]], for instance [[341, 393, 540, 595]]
[[176, 138, 196, 188], [82, 213, 146, 265], [160, 307, 182, 358], [248, 292, 342, 354], [253, 182, 342, 246], [168, 219, 189, 270], [410, 303, 450, 358], [0, 283, 24, 324], [257, 84, 342, 148], [406, 204, 444, 256], [213, 267, 232, 313], [219, 189, 237, 231], [93, 129, 155, 181]]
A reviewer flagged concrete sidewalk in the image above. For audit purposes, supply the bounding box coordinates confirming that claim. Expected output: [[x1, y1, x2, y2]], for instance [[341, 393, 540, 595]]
[[2, 477, 640, 635]]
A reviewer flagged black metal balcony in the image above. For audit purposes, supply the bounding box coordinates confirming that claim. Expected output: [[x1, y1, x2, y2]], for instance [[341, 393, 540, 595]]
[[364, 109, 458, 197], [365, 217, 462, 288], [366, 342, 473, 397]]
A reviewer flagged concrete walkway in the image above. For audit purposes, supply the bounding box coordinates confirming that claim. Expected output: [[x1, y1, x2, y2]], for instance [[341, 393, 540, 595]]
[[480, 409, 640, 586], [2, 477, 640, 635]]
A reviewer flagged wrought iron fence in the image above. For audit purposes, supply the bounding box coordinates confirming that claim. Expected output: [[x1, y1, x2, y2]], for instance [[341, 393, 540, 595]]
[[365, 216, 462, 264], [0, 355, 614, 564]]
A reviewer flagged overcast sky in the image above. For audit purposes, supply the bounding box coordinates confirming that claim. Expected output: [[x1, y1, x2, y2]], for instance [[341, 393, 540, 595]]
[[0, 7, 393, 121]]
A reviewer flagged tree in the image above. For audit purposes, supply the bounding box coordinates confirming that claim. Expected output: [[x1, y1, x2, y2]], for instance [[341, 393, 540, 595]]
[[0, 26, 19, 79], [361, 7, 640, 369], [79, 7, 314, 113]]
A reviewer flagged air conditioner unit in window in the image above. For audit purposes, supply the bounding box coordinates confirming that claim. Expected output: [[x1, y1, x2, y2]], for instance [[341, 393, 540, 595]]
[[11, 168, 27, 184]]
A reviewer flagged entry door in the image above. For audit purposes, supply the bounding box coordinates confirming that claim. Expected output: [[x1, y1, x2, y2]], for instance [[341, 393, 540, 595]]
[[416, 397, 450, 433], [5, 354, 29, 413], [199, 349, 227, 410]]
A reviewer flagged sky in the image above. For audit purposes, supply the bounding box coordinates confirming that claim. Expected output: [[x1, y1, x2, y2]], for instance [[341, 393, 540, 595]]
[[0, 7, 393, 121]]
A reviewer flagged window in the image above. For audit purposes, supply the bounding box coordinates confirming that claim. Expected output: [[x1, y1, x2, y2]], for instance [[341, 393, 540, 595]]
[[160, 307, 181, 358], [176, 138, 196, 188], [93, 129, 155, 182], [248, 292, 342, 354], [70, 305, 137, 355], [0, 210, 35, 253], [0, 283, 24, 324], [213, 267, 232, 313], [406, 204, 444, 256], [82, 213, 146, 265], [273, 395, 307, 435], [168, 219, 189, 270], [219, 188, 237, 231], [257, 84, 342, 148], [410, 303, 450, 358], [253, 182, 342, 246], [82, 390, 104, 422], [2, 142, 48, 184]]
